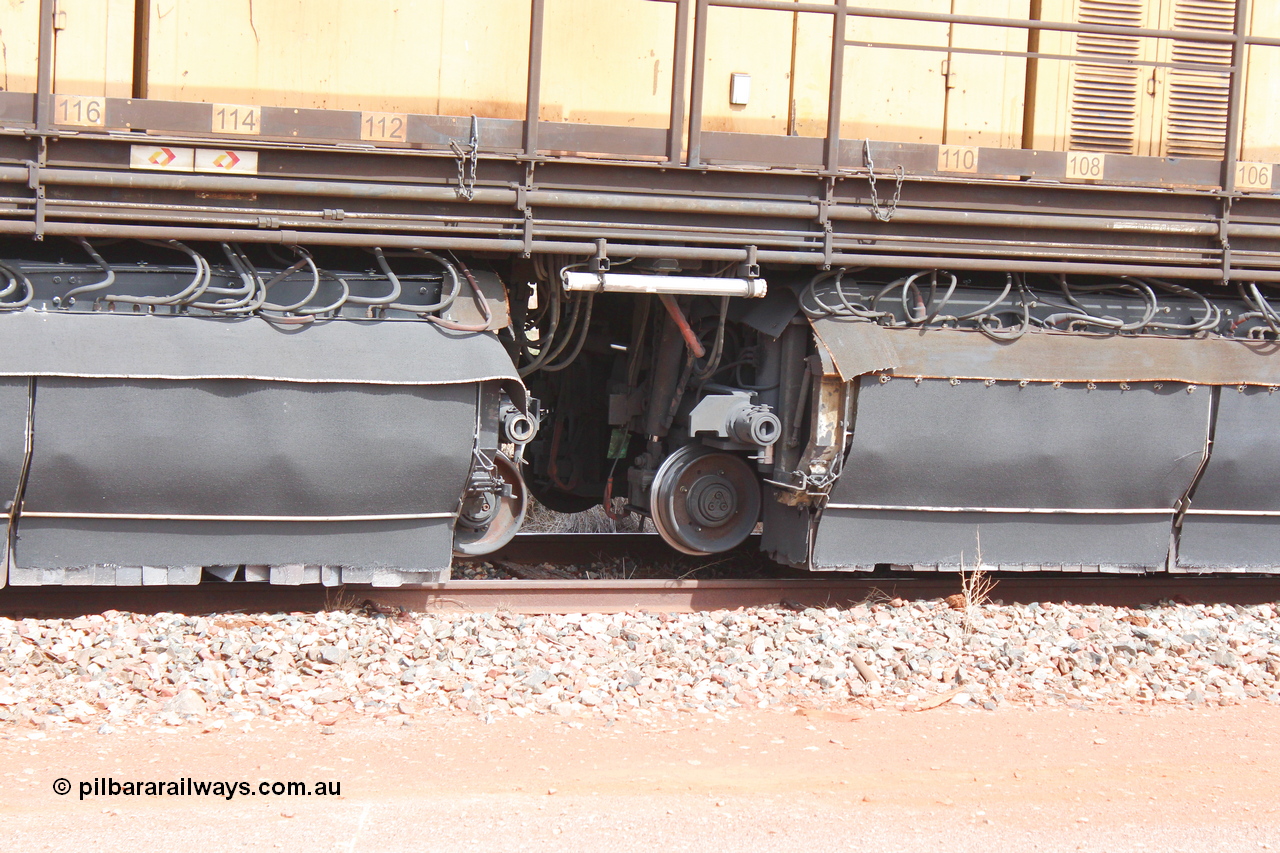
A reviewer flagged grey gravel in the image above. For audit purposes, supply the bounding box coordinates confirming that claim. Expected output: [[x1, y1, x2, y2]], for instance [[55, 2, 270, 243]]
[[0, 598, 1278, 730]]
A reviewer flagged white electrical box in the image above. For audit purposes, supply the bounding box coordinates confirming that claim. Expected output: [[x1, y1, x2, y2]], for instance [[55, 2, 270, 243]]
[[729, 73, 751, 106]]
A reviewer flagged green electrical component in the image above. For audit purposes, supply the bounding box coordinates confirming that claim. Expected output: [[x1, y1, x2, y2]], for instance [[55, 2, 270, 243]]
[[607, 428, 630, 460]]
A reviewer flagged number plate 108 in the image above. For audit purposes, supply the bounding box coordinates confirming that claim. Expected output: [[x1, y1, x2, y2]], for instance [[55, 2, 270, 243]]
[[1066, 151, 1105, 180]]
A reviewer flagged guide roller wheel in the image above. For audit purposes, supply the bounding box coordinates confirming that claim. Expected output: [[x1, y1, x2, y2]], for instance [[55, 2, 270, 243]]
[[649, 444, 760, 556], [453, 452, 528, 557]]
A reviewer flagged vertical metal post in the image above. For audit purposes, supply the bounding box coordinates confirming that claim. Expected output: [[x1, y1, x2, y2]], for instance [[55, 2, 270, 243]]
[[132, 0, 151, 100], [1220, 0, 1249, 192], [524, 0, 546, 157], [686, 0, 709, 167], [667, 0, 691, 164], [824, 0, 847, 171], [1021, 0, 1042, 150], [35, 0, 56, 131]]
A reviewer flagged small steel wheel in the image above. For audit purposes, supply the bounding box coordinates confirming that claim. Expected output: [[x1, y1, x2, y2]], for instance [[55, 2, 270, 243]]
[[453, 452, 528, 556], [649, 444, 761, 555]]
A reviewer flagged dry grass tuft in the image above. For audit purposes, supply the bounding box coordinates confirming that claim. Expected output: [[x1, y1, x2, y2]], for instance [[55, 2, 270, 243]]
[[521, 500, 647, 533], [957, 532, 998, 634], [322, 585, 361, 613]]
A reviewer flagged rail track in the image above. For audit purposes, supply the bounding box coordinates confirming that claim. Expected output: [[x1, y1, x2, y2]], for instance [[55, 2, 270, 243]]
[[1, 534, 1279, 618]]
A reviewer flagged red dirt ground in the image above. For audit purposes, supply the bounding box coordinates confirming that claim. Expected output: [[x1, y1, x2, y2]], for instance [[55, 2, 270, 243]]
[[2, 703, 1277, 851]]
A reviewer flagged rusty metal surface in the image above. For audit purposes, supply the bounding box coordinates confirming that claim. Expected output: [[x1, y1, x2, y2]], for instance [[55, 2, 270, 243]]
[[540, 123, 667, 158], [811, 322, 1280, 386], [0, 92, 35, 123], [0, 94, 1260, 192], [809, 319, 900, 382], [0, 0, 1277, 284]]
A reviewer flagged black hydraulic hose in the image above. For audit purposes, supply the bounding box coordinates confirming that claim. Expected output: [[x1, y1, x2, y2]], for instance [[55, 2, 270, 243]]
[[202, 245, 266, 314], [978, 273, 1030, 341], [0, 260, 33, 310], [344, 247, 403, 307], [518, 273, 562, 377], [259, 250, 321, 312], [540, 292, 595, 373], [389, 250, 460, 315], [1130, 276, 1220, 332], [538, 291, 587, 367], [691, 296, 730, 383], [870, 274, 915, 324], [1243, 281, 1280, 333], [293, 269, 351, 316], [1061, 277, 1157, 331], [59, 238, 115, 306], [951, 272, 1013, 321], [103, 240, 210, 306], [801, 267, 880, 319], [427, 254, 492, 332], [188, 244, 257, 311]]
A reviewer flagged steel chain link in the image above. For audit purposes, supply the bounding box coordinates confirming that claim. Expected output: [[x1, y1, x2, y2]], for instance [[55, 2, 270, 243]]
[[451, 115, 480, 201], [864, 138, 904, 223]]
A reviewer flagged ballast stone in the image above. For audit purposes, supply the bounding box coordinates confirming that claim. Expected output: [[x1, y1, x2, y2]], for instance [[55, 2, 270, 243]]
[[0, 601, 1277, 730]]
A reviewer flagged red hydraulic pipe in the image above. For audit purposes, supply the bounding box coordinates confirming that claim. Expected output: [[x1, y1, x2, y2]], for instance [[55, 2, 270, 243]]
[[658, 293, 706, 359]]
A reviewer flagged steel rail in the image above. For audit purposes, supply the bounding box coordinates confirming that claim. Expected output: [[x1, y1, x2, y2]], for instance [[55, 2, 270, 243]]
[[2, 574, 1279, 618]]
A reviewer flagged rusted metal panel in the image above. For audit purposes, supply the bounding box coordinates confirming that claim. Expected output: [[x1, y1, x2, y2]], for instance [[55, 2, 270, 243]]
[[859, 140, 941, 174], [838, 325, 1280, 386], [0, 93, 35, 124], [539, 123, 668, 158], [107, 98, 212, 134], [1098, 153, 1222, 188], [259, 106, 363, 143], [7, 93, 1276, 200], [407, 115, 524, 151], [808, 318, 900, 382], [700, 131, 825, 167]]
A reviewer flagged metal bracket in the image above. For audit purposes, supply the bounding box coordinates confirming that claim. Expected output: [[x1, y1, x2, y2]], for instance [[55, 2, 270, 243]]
[[520, 161, 535, 258], [1219, 196, 1233, 284], [591, 239, 610, 273], [820, 176, 835, 269], [26, 160, 45, 241], [736, 245, 758, 279]]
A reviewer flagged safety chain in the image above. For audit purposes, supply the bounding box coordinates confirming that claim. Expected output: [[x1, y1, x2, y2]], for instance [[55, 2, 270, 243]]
[[451, 115, 480, 201], [864, 139, 904, 223]]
